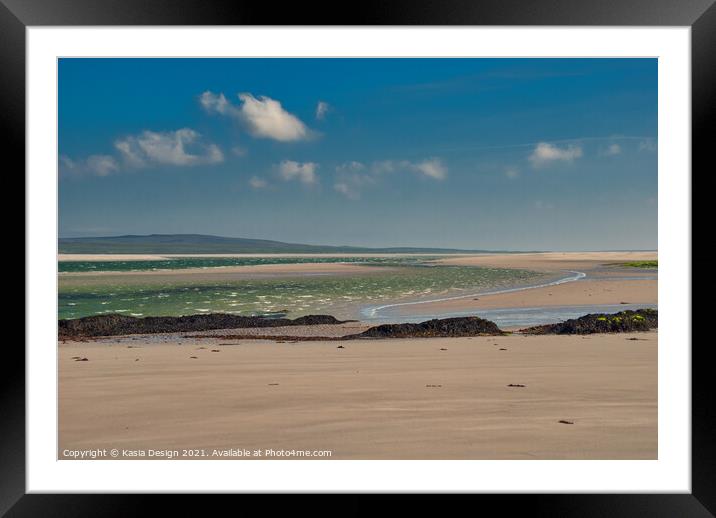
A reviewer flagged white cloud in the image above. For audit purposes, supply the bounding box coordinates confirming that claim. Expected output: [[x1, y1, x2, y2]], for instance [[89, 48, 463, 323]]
[[316, 101, 330, 120], [278, 160, 318, 185], [59, 156, 78, 173], [249, 176, 268, 189], [333, 171, 376, 200], [115, 128, 224, 167], [113, 140, 144, 168], [199, 91, 238, 117], [239, 93, 310, 141], [604, 143, 622, 156], [334, 182, 358, 199], [409, 158, 447, 180], [371, 160, 397, 175], [369, 158, 447, 180], [528, 142, 583, 167], [60, 154, 120, 178], [333, 157, 446, 199], [85, 155, 120, 176], [201, 90, 312, 142]]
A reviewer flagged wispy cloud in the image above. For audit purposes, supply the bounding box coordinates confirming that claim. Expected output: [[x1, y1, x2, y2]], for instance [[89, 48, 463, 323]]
[[504, 167, 520, 180], [315, 101, 330, 120], [334, 179, 369, 200], [370, 160, 397, 175], [528, 142, 582, 167], [602, 143, 622, 156], [336, 161, 366, 173], [420, 135, 651, 157], [60, 154, 120, 178], [638, 139, 657, 152], [231, 145, 248, 157], [370, 158, 448, 180], [409, 158, 447, 180], [115, 128, 223, 167], [201, 91, 313, 142], [248, 176, 268, 189], [278, 160, 318, 185], [333, 158, 447, 199], [333, 167, 376, 200], [198, 91, 237, 117]]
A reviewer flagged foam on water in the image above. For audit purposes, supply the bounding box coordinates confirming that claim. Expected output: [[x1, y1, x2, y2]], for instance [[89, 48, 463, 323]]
[[59, 255, 441, 273], [361, 270, 586, 319], [58, 261, 546, 320]]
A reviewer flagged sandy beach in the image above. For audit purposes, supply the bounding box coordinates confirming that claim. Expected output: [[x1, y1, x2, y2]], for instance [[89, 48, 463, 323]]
[[58, 251, 658, 460], [434, 251, 657, 270], [392, 278, 657, 317], [58, 261, 398, 281], [374, 252, 658, 319], [52, 57, 663, 482], [59, 331, 657, 460]]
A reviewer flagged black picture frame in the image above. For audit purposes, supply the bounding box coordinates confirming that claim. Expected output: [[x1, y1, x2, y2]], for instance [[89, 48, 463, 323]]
[[5, 0, 710, 514]]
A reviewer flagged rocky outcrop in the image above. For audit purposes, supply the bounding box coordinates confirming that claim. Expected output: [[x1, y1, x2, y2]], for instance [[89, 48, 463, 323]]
[[58, 313, 351, 339], [520, 309, 657, 335], [346, 316, 503, 339]]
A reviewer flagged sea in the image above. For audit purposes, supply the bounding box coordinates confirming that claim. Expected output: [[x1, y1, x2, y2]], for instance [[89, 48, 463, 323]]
[[58, 256, 549, 321]]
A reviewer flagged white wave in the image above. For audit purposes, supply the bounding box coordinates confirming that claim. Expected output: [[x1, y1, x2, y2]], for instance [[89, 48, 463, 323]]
[[362, 270, 587, 319]]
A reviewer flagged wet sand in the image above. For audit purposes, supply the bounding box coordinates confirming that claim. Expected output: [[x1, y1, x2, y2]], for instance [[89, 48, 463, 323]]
[[58, 261, 397, 284], [59, 331, 657, 460], [383, 251, 657, 318], [434, 251, 657, 271], [78, 323, 374, 345], [392, 278, 657, 317]]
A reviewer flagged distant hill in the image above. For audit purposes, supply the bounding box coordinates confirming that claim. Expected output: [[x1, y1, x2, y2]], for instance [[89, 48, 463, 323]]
[[58, 234, 500, 255]]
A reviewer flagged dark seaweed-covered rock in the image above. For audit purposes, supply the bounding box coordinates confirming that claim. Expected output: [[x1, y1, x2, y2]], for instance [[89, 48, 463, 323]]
[[58, 313, 350, 338], [290, 315, 348, 326], [520, 309, 657, 335], [347, 316, 503, 339]]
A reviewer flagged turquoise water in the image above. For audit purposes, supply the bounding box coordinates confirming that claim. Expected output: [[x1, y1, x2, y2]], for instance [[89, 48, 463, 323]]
[[58, 262, 545, 320], [58, 256, 439, 273]]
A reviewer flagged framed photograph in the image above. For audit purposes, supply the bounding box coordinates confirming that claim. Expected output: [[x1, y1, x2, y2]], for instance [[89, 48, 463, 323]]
[[8, 0, 710, 511]]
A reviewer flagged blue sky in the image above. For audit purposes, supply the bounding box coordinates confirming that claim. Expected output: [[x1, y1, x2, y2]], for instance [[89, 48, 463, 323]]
[[58, 58, 657, 251]]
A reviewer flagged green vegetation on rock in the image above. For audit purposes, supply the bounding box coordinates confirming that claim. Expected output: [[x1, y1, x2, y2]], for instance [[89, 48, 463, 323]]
[[621, 260, 658, 269], [521, 309, 657, 335]]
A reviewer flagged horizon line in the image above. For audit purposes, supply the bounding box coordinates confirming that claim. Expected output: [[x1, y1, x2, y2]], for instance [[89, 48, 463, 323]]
[[57, 232, 657, 254]]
